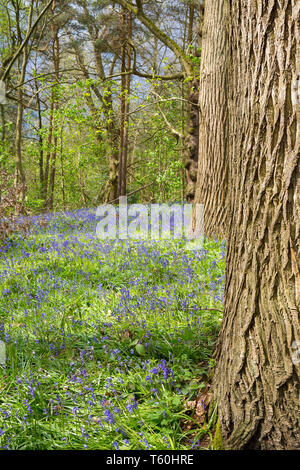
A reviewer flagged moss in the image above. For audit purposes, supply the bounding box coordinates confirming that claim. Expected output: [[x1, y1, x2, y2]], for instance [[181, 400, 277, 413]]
[[213, 418, 225, 450]]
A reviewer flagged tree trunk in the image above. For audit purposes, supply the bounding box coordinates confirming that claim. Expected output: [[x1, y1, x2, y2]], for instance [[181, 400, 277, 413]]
[[115, 0, 202, 202], [184, 78, 200, 202], [102, 110, 119, 203], [70, 35, 120, 204], [36, 80, 45, 201], [118, 8, 127, 198], [59, 124, 66, 209], [184, 4, 200, 203], [48, 16, 60, 211], [12, 0, 35, 214], [184, 4, 199, 202], [194, 0, 229, 237], [44, 0, 59, 211], [0, 104, 5, 142], [15, 88, 26, 190], [213, 0, 300, 450], [43, 96, 54, 207], [119, 10, 132, 198], [14, 54, 27, 212]]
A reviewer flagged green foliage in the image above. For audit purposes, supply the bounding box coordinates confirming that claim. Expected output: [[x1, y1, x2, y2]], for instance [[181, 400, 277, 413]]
[[21, 74, 186, 210]]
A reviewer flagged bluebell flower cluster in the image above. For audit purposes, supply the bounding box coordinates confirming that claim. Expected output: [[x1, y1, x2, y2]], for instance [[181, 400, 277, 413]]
[[0, 209, 225, 450]]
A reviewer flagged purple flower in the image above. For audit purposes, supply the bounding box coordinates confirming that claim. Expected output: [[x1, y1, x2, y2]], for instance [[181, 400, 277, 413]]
[[103, 409, 115, 425]]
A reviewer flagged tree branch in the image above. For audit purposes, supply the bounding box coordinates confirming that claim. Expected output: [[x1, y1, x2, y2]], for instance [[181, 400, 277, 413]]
[[136, 0, 143, 13], [132, 68, 184, 81], [9, 68, 83, 90], [150, 90, 184, 139], [113, 0, 192, 76], [128, 96, 197, 116], [107, 182, 154, 204], [1, 0, 54, 82]]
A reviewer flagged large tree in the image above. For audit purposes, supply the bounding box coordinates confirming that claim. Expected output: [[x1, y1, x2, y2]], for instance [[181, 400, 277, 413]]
[[212, 0, 300, 450], [194, 0, 229, 238]]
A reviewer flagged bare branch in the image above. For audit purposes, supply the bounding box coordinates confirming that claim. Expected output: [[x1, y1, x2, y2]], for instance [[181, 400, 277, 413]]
[[9, 68, 83, 90], [150, 90, 183, 139], [114, 0, 192, 76], [107, 182, 154, 204], [128, 96, 197, 116], [1, 0, 54, 82]]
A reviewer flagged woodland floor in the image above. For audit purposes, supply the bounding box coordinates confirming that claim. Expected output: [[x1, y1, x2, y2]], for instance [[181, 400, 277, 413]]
[[0, 210, 225, 450]]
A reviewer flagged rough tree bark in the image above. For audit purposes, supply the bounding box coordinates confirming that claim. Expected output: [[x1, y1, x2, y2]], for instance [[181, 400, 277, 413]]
[[184, 4, 200, 202], [194, 0, 229, 237], [13, 0, 35, 213], [185, 77, 200, 202], [213, 0, 300, 450]]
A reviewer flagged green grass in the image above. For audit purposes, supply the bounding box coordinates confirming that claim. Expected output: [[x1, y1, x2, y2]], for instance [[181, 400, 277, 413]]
[[0, 211, 225, 450]]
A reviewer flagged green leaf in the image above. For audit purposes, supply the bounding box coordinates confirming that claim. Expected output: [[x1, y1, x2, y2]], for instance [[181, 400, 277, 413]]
[[135, 344, 146, 356]]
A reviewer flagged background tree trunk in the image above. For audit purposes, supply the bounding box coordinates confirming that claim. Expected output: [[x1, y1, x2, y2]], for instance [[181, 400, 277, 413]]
[[115, 0, 203, 202], [213, 0, 300, 450], [36, 79, 44, 201], [184, 77, 200, 202], [184, 4, 199, 202], [194, 0, 229, 237], [118, 9, 132, 197], [43, 97, 54, 207], [13, 0, 35, 213], [48, 9, 60, 211]]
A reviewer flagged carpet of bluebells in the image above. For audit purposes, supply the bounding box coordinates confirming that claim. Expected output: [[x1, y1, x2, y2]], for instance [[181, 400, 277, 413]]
[[0, 209, 225, 450]]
